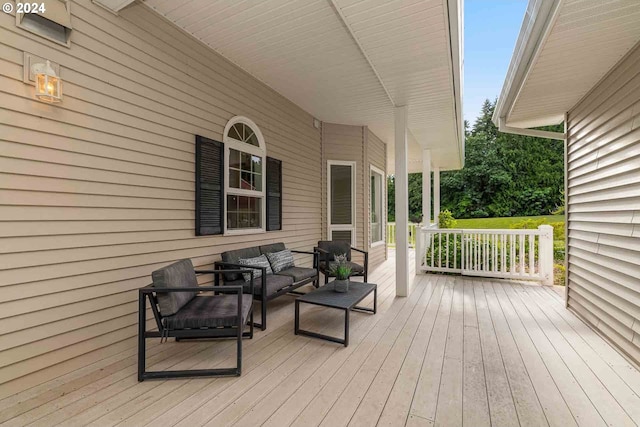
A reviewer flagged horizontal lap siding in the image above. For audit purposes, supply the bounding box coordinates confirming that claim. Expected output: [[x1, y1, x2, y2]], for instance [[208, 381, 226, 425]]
[[0, 0, 321, 397], [566, 41, 640, 364], [366, 129, 388, 271]]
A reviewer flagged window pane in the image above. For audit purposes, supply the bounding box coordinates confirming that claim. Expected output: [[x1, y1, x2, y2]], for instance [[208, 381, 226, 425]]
[[229, 149, 240, 169], [229, 169, 240, 189], [247, 132, 259, 146], [241, 152, 252, 171], [331, 164, 353, 225], [255, 175, 262, 191], [241, 171, 252, 190], [332, 230, 352, 243], [227, 195, 261, 230], [229, 124, 242, 141], [252, 156, 262, 174]]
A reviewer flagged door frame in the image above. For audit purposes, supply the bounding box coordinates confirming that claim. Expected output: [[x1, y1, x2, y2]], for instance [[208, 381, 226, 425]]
[[327, 160, 357, 245]]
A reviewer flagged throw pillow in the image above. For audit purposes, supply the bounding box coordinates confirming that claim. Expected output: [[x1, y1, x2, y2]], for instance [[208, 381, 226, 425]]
[[266, 249, 295, 273], [238, 254, 273, 282]]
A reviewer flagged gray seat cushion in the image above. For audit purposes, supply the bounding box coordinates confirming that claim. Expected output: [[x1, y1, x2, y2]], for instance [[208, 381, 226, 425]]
[[259, 242, 286, 255], [152, 259, 197, 316], [319, 261, 365, 275], [227, 274, 294, 296], [221, 246, 261, 281], [163, 294, 253, 330], [318, 240, 352, 261], [276, 266, 317, 283]]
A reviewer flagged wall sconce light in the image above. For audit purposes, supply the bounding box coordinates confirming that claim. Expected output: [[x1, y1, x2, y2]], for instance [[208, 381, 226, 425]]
[[32, 60, 62, 103]]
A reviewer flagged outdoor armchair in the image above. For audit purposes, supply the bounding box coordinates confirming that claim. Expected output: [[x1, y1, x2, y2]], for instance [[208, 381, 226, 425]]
[[138, 259, 254, 381], [315, 240, 368, 284]]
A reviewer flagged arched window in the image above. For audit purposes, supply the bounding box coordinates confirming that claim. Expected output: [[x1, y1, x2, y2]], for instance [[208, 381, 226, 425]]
[[223, 117, 266, 233]]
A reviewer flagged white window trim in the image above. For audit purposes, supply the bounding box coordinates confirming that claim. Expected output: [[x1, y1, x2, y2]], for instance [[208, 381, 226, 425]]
[[370, 164, 385, 247], [223, 116, 267, 236], [327, 160, 357, 245]]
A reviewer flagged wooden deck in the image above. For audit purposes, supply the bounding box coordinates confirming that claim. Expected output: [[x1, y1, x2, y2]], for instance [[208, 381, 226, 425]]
[[2, 252, 640, 427]]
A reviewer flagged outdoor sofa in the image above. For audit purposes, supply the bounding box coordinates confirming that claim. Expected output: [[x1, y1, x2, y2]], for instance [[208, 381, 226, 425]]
[[216, 243, 319, 330]]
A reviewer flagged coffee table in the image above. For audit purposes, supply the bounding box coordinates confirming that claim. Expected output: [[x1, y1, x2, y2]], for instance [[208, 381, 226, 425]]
[[294, 282, 377, 347]]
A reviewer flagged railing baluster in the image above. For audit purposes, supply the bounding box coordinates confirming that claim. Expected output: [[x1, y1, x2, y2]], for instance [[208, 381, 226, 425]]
[[446, 233, 450, 268], [519, 234, 525, 277], [528, 233, 534, 276], [454, 232, 458, 269], [438, 232, 442, 268], [430, 232, 435, 268]]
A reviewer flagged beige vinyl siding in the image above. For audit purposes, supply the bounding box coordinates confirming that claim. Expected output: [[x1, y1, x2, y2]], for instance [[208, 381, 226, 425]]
[[366, 128, 388, 269], [0, 0, 321, 398], [566, 41, 640, 365]]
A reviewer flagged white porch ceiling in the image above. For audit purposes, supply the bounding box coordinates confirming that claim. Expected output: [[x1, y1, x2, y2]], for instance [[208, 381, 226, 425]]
[[143, 0, 463, 173], [496, 0, 640, 129]]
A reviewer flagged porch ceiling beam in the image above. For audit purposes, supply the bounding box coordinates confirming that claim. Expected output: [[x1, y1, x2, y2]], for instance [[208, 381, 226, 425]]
[[498, 118, 565, 141], [328, 0, 396, 107]]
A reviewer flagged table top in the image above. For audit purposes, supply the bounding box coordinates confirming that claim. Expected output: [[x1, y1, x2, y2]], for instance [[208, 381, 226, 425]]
[[296, 282, 376, 310]]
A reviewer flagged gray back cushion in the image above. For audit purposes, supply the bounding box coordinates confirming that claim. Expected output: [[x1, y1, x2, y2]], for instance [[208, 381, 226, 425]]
[[259, 242, 286, 255], [266, 249, 295, 273], [152, 259, 197, 316], [318, 240, 352, 261], [238, 254, 273, 282], [221, 246, 261, 281]]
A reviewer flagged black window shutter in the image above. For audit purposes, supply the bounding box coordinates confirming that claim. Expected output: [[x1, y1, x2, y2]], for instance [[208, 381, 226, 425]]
[[195, 135, 224, 236], [266, 157, 282, 231]]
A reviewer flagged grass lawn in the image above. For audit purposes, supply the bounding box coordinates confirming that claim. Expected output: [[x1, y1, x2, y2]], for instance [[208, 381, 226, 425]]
[[454, 214, 565, 229]]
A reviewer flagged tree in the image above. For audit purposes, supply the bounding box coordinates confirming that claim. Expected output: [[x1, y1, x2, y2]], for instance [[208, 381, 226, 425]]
[[388, 99, 563, 221]]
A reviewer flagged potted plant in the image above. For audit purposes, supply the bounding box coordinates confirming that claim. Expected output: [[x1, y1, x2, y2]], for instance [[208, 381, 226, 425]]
[[330, 254, 352, 293]]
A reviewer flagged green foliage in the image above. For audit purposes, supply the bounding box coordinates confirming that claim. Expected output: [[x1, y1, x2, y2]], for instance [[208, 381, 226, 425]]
[[553, 240, 565, 260], [509, 218, 548, 230], [331, 265, 352, 280], [555, 263, 566, 286], [549, 222, 565, 241], [387, 99, 564, 221], [438, 210, 457, 229], [455, 215, 564, 229], [330, 254, 352, 280]]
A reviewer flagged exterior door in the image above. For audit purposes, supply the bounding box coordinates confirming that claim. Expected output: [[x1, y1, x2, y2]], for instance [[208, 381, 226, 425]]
[[328, 161, 356, 244]]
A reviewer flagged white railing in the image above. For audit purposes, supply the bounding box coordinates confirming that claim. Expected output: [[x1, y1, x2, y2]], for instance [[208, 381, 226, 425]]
[[416, 225, 554, 285], [386, 222, 420, 248]]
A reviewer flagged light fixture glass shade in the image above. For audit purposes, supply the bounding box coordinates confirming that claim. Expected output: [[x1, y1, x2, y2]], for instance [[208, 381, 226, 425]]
[[33, 60, 62, 103]]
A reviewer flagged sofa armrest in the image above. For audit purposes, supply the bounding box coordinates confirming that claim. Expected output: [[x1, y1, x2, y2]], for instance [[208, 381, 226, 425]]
[[290, 249, 320, 269], [351, 247, 369, 272], [196, 268, 255, 296], [215, 261, 264, 299], [314, 247, 331, 264]]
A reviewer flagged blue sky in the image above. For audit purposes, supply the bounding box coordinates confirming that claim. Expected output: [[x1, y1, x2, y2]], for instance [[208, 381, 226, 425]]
[[464, 0, 528, 124]]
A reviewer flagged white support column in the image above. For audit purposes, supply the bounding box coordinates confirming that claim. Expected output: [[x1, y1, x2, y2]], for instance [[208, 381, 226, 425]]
[[422, 150, 431, 226], [394, 106, 410, 297], [433, 166, 440, 226]]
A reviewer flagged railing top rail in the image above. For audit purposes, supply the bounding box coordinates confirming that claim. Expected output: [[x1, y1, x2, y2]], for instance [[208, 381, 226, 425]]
[[419, 228, 543, 236]]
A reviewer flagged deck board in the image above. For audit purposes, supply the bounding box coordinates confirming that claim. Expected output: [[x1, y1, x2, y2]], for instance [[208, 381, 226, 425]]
[[3, 251, 640, 427]]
